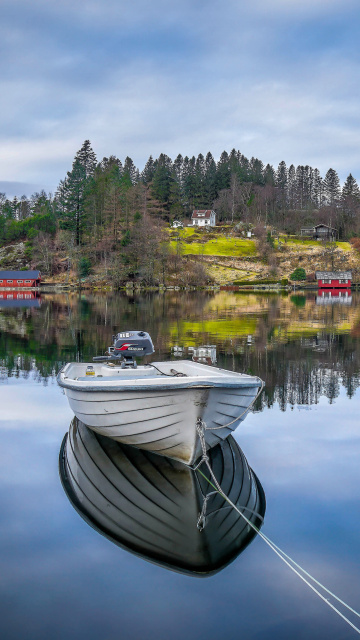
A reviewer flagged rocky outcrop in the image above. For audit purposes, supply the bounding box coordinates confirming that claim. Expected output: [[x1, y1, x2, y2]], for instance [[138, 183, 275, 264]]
[[0, 242, 30, 269]]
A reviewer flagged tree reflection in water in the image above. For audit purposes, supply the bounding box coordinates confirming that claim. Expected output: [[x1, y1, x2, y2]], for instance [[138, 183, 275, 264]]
[[1, 290, 360, 407]]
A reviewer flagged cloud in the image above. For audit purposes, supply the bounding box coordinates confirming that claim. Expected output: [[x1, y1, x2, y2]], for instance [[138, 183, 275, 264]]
[[1, 0, 360, 187]]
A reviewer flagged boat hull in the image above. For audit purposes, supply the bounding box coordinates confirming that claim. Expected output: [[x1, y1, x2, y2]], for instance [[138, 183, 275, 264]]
[[63, 384, 259, 465]]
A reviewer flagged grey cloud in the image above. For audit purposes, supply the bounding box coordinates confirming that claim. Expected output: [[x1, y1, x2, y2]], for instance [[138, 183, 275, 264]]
[[1, 0, 360, 185]]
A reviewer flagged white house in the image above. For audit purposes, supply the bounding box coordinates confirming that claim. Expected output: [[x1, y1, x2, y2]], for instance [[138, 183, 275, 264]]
[[171, 220, 183, 229], [191, 210, 216, 227]]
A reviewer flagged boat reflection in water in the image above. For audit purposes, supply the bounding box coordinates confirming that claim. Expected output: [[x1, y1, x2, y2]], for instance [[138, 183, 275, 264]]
[[59, 418, 266, 576]]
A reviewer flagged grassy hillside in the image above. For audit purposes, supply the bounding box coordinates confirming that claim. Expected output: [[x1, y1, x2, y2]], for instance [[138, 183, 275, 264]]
[[169, 228, 360, 285], [169, 227, 257, 257]]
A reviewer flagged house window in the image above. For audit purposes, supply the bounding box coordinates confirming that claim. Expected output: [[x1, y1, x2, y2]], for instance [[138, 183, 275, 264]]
[[25, 280, 31, 283], [7, 280, 13, 284], [338, 279, 348, 284], [322, 279, 332, 284], [0, 280, 2, 283], [18, 280, 23, 284]]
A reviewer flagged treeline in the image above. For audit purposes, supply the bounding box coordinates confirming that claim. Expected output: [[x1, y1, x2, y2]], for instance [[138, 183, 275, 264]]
[[1, 140, 360, 282]]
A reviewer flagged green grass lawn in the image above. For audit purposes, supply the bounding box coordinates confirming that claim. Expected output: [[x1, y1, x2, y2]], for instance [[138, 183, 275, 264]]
[[170, 234, 257, 257], [280, 236, 351, 250]]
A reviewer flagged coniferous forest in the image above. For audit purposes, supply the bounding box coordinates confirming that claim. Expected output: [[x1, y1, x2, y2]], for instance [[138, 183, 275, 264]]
[[1, 140, 360, 285]]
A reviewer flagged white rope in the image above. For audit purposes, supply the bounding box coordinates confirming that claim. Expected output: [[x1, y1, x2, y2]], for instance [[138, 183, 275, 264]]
[[195, 419, 360, 635]]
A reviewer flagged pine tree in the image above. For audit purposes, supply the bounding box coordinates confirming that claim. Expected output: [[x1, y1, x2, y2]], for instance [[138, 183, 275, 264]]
[[323, 168, 340, 206], [312, 169, 323, 208], [216, 151, 230, 192], [151, 154, 173, 213], [295, 165, 305, 209], [58, 159, 87, 245], [303, 166, 313, 206], [173, 154, 183, 185], [193, 154, 206, 207], [341, 174, 360, 238], [239, 154, 250, 182], [264, 164, 275, 186], [141, 156, 156, 184], [276, 161, 287, 216], [123, 157, 138, 185], [204, 152, 217, 204], [342, 173, 360, 199], [249, 157, 264, 185], [182, 156, 197, 210], [276, 161, 287, 191], [75, 140, 97, 179], [287, 164, 296, 208]]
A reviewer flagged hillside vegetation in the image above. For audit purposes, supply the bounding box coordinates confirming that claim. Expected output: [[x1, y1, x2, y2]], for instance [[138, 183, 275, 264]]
[[1, 139, 360, 287]]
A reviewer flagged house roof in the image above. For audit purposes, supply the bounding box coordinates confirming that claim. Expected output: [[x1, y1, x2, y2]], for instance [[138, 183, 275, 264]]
[[315, 271, 352, 279], [0, 270, 41, 279], [301, 224, 337, 232], [314, 224, 337, 231], [191, 210, 215, 219]]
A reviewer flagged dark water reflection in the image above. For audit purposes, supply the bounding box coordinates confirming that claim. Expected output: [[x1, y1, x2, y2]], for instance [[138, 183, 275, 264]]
[[1, 291, 360, 639], [60, 419, 265, 576]]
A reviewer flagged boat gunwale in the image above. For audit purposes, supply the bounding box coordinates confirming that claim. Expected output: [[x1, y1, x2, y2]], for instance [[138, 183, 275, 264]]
[[57, 362, 262, 392], [57, 376, 261, 392]]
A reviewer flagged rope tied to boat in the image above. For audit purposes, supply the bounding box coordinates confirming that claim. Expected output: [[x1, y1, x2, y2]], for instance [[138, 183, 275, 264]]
[[193, 417, 360, 635]]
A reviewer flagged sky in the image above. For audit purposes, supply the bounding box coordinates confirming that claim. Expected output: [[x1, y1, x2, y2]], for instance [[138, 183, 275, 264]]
[[1, 0, 360, 196]]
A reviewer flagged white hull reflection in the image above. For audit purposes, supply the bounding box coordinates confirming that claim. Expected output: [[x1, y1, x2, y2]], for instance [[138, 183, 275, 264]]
[[59, 418, 266, 576], [58, 360, 263, 465]]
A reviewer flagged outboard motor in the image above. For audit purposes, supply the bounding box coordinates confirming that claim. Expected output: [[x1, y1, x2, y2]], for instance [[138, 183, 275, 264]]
[[93, 331, 154, 368]]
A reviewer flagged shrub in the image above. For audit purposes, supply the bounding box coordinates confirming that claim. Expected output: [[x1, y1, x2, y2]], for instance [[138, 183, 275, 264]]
[[290, 267, 306, 281], [78, 256, 92, 278]]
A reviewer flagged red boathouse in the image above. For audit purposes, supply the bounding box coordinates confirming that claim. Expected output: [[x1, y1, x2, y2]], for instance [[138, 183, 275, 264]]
[[0, 270, 41, 287], [315, 270, 352, 288]]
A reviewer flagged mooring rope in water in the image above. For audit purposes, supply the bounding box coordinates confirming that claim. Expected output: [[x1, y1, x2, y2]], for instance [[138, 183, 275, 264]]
[[194, 418, 360, 635]]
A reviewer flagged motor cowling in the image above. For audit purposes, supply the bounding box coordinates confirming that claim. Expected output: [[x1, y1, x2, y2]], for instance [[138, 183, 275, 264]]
[[111, 331, 155, 359]]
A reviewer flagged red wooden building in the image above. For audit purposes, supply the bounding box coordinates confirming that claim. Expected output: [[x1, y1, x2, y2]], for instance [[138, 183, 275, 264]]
[[0, 270, 41, 287], [315, 270, 352, 288]]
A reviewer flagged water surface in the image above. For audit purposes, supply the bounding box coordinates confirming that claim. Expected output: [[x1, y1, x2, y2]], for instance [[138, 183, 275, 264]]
[[1, 291, 359, 639]]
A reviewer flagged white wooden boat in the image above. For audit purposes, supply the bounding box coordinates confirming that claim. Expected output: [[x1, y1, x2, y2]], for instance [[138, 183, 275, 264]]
[[59, 418, 266, 576], [57, 331, 263, 465]]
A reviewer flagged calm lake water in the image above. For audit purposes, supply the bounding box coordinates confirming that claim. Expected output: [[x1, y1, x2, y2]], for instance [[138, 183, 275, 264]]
[[1, 290, 360, 639]]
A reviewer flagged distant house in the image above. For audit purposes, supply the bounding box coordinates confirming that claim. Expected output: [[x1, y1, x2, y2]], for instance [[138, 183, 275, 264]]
[[171, 220, 183, 229], [315, 271, 352, 288], [191, 210, 216, 227], [0, 270, 41, 288], [300, 224, 337, 240]]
